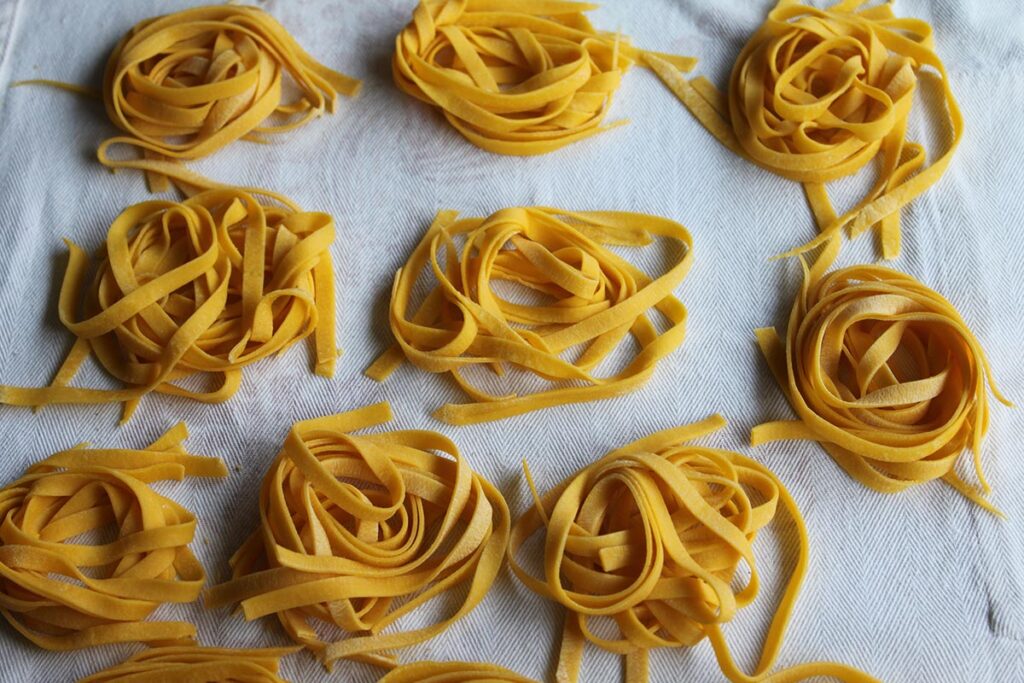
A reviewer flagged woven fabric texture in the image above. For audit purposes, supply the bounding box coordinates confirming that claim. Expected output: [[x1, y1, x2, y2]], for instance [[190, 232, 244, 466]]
[[0, 1, 1022, 681]]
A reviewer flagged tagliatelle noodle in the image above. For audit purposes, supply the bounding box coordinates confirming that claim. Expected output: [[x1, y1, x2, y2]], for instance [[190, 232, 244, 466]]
[[393, 0, 696, 155], [378, 660, 540, 683], [646, 0, 960, 269], [752, 263, 1012, 515], [365, 208, 693, 425], [79, 645, 300, 683], [508, 415, 879, 683], [0, 423, 227, 651], [205, 402, 510, 671], [95, 4, 360, 193], [0, 188, 337, 423]]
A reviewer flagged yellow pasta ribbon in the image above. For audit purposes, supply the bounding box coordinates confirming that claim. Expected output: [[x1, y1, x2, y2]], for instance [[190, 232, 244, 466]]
[[379, 661, 539, 682], [752, 262, 1012, 515], [508, 415, 878, 683], [393, 0, 696, 155], [97, 4, 361, 193], [646, 0, 960, 265], [0, 423, 227, 651], [366, 207, 693, 424], [79, 645, 300, 682], [205, 402, 511, 671], [0, 188, 337, 423]]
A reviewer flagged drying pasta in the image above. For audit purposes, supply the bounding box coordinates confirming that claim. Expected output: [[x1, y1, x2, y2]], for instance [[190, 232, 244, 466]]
[[79, 645, 299, 683], [378, 661, 539, 683], [752, 263, 1011, 515], [205, 402, 510, 671], [508, 415, 878, 683], [393, 0, 696, 155], [0, 423, 227, 651], [647, 0, 960, 267], [0, 188, 337, 423], [98, 4, 360, 192], [365, 207, 693, 425]]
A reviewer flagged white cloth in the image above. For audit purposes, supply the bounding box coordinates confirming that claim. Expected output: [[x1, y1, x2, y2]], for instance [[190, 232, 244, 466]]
[[1, 0, 1022, 681]]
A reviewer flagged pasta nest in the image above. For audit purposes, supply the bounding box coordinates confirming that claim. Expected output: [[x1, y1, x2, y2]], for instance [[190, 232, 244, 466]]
[[205, 402, 510, 671], [508, 415, 877, 683], [100, 4, 360, 191], [0, 189, 337, 423], [649, 0, 961, 261], [80, 646, 299, 683], [0, 424, 226, 651], [366, 207, 693, 424], [393, 0, 695, 154], [753, 264, 1012, 514], [379, 661, 538, 683]]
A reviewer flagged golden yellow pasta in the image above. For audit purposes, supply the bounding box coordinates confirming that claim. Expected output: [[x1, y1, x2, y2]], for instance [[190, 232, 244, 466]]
[[508, 415, 878, 683], [647, 0, 960, 265], [753, 263, 1012, 515], [366, 208, 693, 424], [378, 661, 539, 683], [205, 402, 510, 671], [393, 0, 696, 155], [79, 645, 299, 682], [0, 188, 337, 423], [96, 4, 360, 193], [0, 423, 227, 651]]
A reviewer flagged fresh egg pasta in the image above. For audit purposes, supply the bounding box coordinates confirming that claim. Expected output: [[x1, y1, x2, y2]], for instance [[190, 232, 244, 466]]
[[0, 423, 226, 650], [99, 4, 361, 192], [366, 207, 693, 424], [753, 263, 1011, 514], [205, 402, 510, 671], [508, 415, 878, 683], [79, 645, 299, 682], [647, 0, 960, 266], [393, 0, 696, 154], [0, 188, 337, 423]]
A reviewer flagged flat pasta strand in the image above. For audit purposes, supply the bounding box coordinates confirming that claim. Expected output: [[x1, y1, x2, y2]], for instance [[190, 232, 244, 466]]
[[508, 415, 878, 683], [0, 188, 338, 423], [378, 660, 539, 683], [752, 263, 1012, 514], [365, 207, 693, 424], [393, 0, 696, 155], [646, 0, 960, 265], [0, 423, 227, 651], [98, 4, 361, 192], [205, 402, 511, 671], [79, 645, 299, 682]]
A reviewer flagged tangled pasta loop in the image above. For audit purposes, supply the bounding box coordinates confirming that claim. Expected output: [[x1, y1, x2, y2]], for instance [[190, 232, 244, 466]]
[[366, 207, 693, 424], [393, 0, 695, 155], [0, 423, 226, 651], [649, 0, 960, 263], [100, 4, 361, 192], [508, 415, 877, 683], [205, 402, 510, 670], [0, 188, 337, 423], [753, 264, 1012, 514], [80, 645, 299, 682], [379, 661, 539, 683]]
